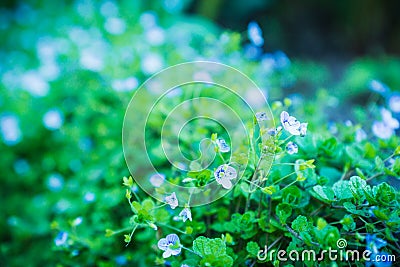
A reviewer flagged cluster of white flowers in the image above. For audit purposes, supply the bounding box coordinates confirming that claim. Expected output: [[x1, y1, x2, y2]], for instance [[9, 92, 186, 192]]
[[372, 108, 399, 139]]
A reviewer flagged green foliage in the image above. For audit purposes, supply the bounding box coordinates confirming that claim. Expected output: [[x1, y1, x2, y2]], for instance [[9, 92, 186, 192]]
[[193, 236, 233, 267], [1, 0, 400, 266]]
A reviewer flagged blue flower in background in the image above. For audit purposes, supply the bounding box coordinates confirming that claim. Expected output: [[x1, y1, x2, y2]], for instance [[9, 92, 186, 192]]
[[368, 80, 390, 95], [388, 93, 400, 113], [355, 128, 367, 142], [372, 108, 399, 139], [365, 234, 392, 267], [54, 231, 68, 246], [247, 21, 264, 47], [256, 112, 269, 122]]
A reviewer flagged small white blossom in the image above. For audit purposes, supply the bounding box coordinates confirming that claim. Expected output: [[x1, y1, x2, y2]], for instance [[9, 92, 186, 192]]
[[280, 111, 301, 135], [247, 21, 264, 47], [299, 123, 308, 136], [149, 173, 165, 187], [165, 192, 178, 209], [157, 234, 181, 258], [286, 142, 298, 155], [256, 112, 268, 121], [104, 17, 126, 35], [388, 94, 400, 113], [372, 121, 395, 140], [72, 217, 83, 226], [0, 114, 22, 145], [43, 108, 64, 130], [214, 164, 237, 189], [179, 207, 192, 222], [372, 108, 399, 139], [355, 128, 367, 142], [381, 108, 399, 129], [368, 80, 389, 94], [267, 128, 277, 136], [54, 231, 68, 246], [216, 138, 230, 153]]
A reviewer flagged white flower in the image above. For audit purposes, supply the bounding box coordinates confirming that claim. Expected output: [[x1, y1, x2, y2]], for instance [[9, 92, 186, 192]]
[[165, 192, 178, 209], [372, 108, 399, 139], [247, 21, 264, 47], [372, 122, 395, 139], [157, 234, 181, 258], [299, 123, 308, 136], [368, 80, 389, 94], [149, 173, 165, 187], [280, 111, 301, 135], [286, 142, 298, 155], [256, 112, 268, 121], [179, 207, 192, 222], [267, 128, 277, 136], [388, 94, 400, 113], [216, 138, 230, 153], [104, 17, 126, 35], [355, 128, 367, 142], [0, 114, 22, 145], [43, 108, 64, 130], [214, 164, 237, 189], [381, 108, 399, 129]]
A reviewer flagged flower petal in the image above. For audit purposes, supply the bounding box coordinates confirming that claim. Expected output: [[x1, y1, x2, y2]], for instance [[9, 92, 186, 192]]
[[166, 233, 179, 245], [157, 238, 168, 251], [220, 176, 233, 189]]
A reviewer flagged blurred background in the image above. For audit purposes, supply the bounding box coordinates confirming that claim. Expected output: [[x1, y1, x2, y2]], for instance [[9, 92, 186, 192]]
[[1, 0, 399, 266]]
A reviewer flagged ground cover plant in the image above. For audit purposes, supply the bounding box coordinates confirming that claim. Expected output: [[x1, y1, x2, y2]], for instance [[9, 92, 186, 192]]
[[1, 1, 399, 266]]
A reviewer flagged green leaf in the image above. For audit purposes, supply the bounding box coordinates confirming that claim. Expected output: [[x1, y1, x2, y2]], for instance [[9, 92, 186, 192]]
[[348, 176, 367, 202], [131, 201, 142, 213], [193, 237, 233, 267], [392, 158, 400, 175], [142, 198, 155, 211], [193, 236, 226, 258], [374, 182, 396, 206], [276, 203, 292, 224], [261, 185, 278, 195], [343, 202, 368, 216], [394, 145, 400, 155], [374, 156, 385, 172], [332, 180, 353, 200], [246, 241, 260, 257], [122, 176, 134, 187], [313, 185, 335, 202], [291, 215, 309, 232], [340, 215, 356, 231]]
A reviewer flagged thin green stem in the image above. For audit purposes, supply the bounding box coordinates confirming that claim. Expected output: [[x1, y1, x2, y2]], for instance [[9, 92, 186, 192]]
[[126, 224, 138, 247], [272, 171, 296, 185], [158, 223, 186, 234]]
